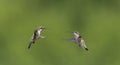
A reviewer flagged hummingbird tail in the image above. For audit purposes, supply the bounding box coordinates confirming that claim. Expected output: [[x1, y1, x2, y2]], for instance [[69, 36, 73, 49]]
[[33, 41, 35, 44], [85, 48, 88, 51], [28, 42, 32, 49]]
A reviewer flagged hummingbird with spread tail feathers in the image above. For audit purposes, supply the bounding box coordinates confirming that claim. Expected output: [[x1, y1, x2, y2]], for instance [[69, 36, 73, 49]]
[[28, 26, 45, 49], [69, 32, 88, 51]]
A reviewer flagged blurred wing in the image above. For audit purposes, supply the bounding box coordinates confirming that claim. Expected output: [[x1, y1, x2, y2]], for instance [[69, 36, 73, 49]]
[[30, 34, 34, 42], [67, 38, 76, 42], [28, 34, 34, 49]]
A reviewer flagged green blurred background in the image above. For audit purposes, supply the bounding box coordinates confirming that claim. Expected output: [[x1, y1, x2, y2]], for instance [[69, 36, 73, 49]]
[[0, 0, 120, 65]]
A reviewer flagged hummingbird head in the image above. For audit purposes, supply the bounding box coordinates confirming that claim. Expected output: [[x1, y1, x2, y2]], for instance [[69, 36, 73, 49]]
[[39, 26, 45, 30], [37, 26, 45, 32], [73, 32, 80, 38]]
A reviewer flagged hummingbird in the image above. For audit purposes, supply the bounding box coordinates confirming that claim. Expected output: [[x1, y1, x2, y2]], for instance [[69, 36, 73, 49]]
[[69, 32, 88, 51], [28, 26, 45, 49]]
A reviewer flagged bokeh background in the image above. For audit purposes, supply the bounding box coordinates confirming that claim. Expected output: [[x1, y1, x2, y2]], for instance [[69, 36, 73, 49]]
[[0, 0, 120, 65]]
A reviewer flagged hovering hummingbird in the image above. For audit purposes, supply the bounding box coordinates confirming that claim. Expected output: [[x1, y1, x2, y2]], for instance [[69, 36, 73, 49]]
[[28, 26, 45, 49], [69, 32, 88, 51]]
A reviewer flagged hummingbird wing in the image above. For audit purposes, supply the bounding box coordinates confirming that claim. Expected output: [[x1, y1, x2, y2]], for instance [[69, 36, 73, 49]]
[[28, 35, 34, 49], [79, 38, 88, 51], [67, 38, 76, 42], [28, 31, 37, 49]]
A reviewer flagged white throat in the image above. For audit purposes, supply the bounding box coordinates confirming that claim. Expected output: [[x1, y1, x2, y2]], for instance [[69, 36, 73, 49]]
[[38, 29, 42, 34]]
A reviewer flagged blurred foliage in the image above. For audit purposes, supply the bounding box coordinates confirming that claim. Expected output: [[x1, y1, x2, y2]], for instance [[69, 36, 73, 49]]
[[0, 0, 120, 65]]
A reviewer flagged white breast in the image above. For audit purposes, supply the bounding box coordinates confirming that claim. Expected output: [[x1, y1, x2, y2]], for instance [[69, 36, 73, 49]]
[[38, 29, 42, 34], [38, 31, 41, 34], [80, 39, 87, 48]]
